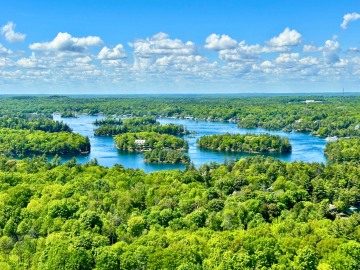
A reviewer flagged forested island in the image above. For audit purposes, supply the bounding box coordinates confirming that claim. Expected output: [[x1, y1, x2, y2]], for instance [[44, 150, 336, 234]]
[[0, 128, 90, 155], [325, 137, 360, 163], [115, 132, 188, 151], [197, 133, 292, 153], [0, 115, 72, 133], [114, 132, 189, 164], [93, 118, 123, 126], [0, 155, 359, 269], [94, 116, 189, 137], [60, 111, 77, 118]]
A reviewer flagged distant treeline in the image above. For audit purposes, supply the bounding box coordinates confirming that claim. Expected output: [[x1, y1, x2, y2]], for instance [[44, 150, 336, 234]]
[[197, 133, 292, 153], [1, 95, 359, 137]]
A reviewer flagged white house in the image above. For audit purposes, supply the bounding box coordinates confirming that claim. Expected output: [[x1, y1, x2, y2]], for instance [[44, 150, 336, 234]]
[[135, 139, 146, 145]]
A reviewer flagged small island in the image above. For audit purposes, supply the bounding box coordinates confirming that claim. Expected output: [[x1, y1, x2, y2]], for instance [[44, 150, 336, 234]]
[[93, 118, 123, 126], [0, 128, 90, 155], [114, 131, 189, 163], [197, 133, 292, 153], [60, 111, 77, 118], [325, 137, 360, 163], [94, 116, 189, 136]]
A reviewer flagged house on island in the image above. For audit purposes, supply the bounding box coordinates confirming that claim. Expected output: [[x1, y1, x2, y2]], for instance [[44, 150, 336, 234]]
[[135, 139, 146, 145]]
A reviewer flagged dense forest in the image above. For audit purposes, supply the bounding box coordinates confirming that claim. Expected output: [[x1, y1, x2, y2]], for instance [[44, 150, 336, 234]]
[[94, 117, 188, 137], [197, 133, 292, 153], [0, 155, 359, 269], [0, 128, 90, 155], [325, 137, 360, 163], [0, 115, 72, 133], [0, 95, 359, 137]]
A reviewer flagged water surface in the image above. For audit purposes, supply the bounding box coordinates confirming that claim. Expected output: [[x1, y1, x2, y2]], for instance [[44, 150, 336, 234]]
[[53, 114, 327, 172]]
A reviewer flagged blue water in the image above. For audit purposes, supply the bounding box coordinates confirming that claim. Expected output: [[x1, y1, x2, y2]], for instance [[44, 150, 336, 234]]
[[53, 114, 327, 172]]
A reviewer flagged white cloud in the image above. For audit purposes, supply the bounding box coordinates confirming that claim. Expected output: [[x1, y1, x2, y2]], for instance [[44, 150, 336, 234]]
[[74, 56, 93, 63], [98, 44, 126, 59], [267, 28, 301, 47], [1, 22, 26, 43], [214, 40, 289, 63], [341, 12, 360, 29], [0, 44, 13, 55], [100, 59, 124, 67], [17, 57, 38, 68], [0, 57, 14, 67], [275, 53, 299, 67], [130, 32, 195, 57], [348, 48, 360, 53], [29, 32, 103, 52], [303, 44, 320, 53], [205, 34, 238, 50]]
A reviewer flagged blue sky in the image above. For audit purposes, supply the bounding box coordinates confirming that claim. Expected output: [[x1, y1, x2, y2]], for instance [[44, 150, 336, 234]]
[[1, 0, 360, 94]]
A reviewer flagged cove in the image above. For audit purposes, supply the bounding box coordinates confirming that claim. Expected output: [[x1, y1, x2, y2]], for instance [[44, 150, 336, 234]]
[[53, 114, 327, 172]]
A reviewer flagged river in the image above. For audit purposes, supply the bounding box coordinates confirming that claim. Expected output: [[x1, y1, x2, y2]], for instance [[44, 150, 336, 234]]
[[53, 114, 327, 172]]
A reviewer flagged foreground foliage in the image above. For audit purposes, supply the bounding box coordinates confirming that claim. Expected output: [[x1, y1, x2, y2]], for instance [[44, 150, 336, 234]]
[[143, 148, 190, 164], [325, 137, 360, 163], [197, 133, 292, 153], [0, 156, 359, 269]]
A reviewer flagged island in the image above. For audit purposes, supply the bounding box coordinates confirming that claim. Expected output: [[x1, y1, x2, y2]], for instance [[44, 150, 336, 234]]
[[0, 128, 90, 155], [60, 111, 77, 118], [93, 118, 123, 126], [94, 116, 189, 136], [114, 131, 189, 163], [197, 133, 292, 153]]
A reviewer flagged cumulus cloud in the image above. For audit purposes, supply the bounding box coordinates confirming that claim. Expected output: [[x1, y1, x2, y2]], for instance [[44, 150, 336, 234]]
[[0, 44, 13, 55], [29, 32, 103, 52], [205, 34, 238, 50], [1, 22, 26, 43], [130, 32, 195, 57], [98, 44, 126, 59], [303, 39, 340, 64], [341, 12, 360, 29], [267, 28, 301, 47]]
